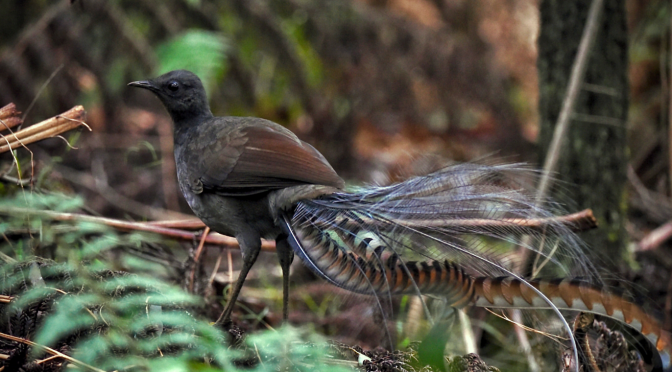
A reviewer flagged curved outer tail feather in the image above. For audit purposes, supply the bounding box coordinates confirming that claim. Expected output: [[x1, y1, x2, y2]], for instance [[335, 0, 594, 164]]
[[286, 219, 672, 367], [279, 163, 671, 368], [291, 218, 476, 304], [472, 277, 671, 364]]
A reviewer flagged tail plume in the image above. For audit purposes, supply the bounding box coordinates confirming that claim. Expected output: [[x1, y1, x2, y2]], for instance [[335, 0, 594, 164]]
[[279, 163, 669, 369], [291, 163, 597, 283], [472, 277, 671, 361]]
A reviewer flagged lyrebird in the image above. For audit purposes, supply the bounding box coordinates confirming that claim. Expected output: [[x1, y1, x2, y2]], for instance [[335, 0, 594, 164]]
[[130, 69, 670, 371]]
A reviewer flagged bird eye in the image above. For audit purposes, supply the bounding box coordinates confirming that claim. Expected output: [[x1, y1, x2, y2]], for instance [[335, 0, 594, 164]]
[[168, 81, 179, 91]]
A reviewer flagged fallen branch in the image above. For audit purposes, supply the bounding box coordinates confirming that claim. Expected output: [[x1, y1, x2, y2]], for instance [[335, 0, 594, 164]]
[[638, 220, 672, 251], [0, 105, 89, 154], [189, 226, 210, 293], [0, 331, 105, 372], [0, 203, 594, 253], [0, 206, 276, 252], [146, 218, 206, 230], [0, 103, 22, 132], [311, 209, 598, 233]]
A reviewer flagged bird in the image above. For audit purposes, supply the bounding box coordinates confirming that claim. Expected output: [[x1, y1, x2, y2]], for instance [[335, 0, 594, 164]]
[[129, 70, 670, 370], [129, 70, 343, 324]]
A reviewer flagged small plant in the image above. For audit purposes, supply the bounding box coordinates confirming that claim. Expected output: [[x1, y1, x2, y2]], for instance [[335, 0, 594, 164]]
[[0, 193, 351, 372]]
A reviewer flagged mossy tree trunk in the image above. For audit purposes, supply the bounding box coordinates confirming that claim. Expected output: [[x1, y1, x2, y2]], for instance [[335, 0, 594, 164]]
[[537, 0, 628, 268]]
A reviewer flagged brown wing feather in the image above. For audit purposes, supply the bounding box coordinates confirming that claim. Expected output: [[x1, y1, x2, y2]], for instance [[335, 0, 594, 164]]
[[196, 118, 343, 196]]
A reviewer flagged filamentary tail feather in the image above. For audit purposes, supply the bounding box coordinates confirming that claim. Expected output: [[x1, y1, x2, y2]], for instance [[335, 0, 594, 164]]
[[293, 163, 596, 280], [279, 162, 670, 369]]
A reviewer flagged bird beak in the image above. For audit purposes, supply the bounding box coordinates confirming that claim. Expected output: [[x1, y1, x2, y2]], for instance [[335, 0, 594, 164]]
[[128, 80, 158, 92]]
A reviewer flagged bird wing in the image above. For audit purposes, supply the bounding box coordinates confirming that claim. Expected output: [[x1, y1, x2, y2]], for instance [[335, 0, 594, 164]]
[[193, 117, 344, 196]]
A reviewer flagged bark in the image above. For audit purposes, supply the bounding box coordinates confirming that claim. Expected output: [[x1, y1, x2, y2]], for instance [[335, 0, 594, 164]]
[[537, 0, 629, 268]]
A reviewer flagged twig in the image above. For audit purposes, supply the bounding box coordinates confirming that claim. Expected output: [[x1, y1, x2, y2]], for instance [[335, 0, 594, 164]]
[[572, 313, 600, 372], [22, 64, 64, 123], [509, 309, 540, 372], [0, 175, 30, 186], [628, 165, 672, 223], [0, 103, 23, 131], [36, 354, 60, 365], [52, 135, 79, 150], [582, 83, 619, 97], [519, 2, 605, 370], [0, 331, 105, 372], [208, 250, 225, 288], [535, 0, 604, 199], [403, 296, 423, 340], [570, 113, 622, 127], [317, 209, 598, 233], [458, 309, 477, 354], [0, 206, 276, 252], [0, 120, 34, 189], [146, 219, 206, 230], [193, 226, 210, 264], [485, 308, 568, 345], [254, 342, 264, 366], [189, 226, 210, 293], [0, 106, 89, 154], [3, 106, 86, 142], [638, 220, 672, 251]]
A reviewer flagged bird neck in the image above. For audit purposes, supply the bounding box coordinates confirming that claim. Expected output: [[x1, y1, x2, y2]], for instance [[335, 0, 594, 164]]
[[171, 109, 213, 127], [172, 108, 212, 127], [172, 112, 213, 146]]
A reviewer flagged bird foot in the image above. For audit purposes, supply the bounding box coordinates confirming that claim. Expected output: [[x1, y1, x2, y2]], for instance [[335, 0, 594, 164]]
[[216, 318, 246, 347]]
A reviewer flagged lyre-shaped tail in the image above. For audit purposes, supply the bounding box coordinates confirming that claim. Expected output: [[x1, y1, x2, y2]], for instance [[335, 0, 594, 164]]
[[279, 163, 669, 368], [284, 217, 671, 364], [286, 218, 477, 305]]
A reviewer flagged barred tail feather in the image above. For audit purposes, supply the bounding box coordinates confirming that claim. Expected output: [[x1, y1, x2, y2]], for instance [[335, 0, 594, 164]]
[[473, 277, 671, 369], [283, 214, 671, 369], [293, 162, 599, 281], [281, 163, 668, 369], [282, 214, 476, 304]]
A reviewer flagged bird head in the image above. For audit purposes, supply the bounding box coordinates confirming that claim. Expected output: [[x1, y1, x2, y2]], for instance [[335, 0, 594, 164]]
[[128, 70, 213, 125]]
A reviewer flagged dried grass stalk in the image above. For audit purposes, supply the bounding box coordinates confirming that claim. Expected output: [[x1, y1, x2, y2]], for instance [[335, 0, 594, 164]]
[[0, 105, 88, 154], [0, 103, 23, 132]]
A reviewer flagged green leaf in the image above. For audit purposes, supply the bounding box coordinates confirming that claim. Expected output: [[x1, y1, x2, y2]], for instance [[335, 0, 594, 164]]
[[34, 293, 100, 350], [129, 311, 196, 334], [79, 233, 119, 258], [72, 334, 109, 365], [156, 30, 228, 93], [417, 320, 452, 372], [246, 326, 351, 372], [9, 287, 58, 312]]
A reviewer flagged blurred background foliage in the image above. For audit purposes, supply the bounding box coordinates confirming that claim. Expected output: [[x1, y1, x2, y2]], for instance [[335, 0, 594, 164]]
[[1, 0, 672, 371], [0, 194, 354, 372]]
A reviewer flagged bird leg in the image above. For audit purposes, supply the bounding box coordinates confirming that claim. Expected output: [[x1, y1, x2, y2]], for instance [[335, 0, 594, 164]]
[[214, 236, 261, 326], [275, 236, 294, 321]]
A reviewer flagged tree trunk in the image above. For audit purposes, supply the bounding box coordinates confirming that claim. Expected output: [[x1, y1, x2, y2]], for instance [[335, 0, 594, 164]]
[[537, 0, 628, 268]]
